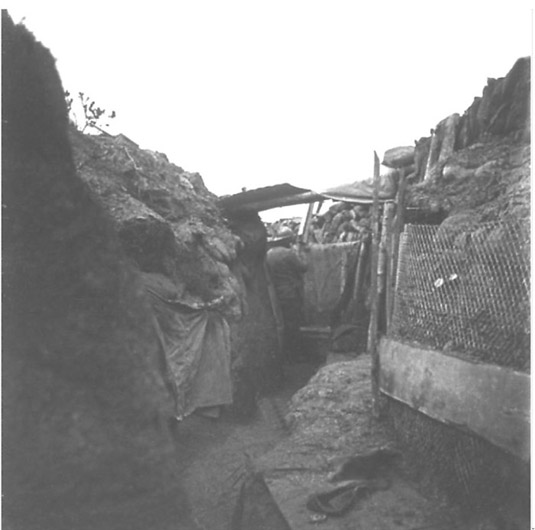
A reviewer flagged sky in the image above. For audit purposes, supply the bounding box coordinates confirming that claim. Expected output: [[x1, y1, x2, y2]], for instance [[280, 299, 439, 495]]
[[4, 2, 533, 221]]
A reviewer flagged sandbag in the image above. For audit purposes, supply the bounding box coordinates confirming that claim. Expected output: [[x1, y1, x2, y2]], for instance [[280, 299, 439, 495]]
[[382, 146, 415, 169]]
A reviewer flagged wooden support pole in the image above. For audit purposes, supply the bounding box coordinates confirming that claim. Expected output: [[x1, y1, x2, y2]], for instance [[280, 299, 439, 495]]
[[367, 152, 381, 417], [263, 262, 285, 357], [352, 233, 369, 303], [378, 202, 395, 295], [299, 201, 316, 243], [381, 202, 395, 332], [388, 168, 407, 329]]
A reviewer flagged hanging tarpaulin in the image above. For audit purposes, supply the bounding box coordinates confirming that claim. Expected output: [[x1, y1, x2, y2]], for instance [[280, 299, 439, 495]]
[[144, 273, 233, 417], [302, 242, 360, 327]]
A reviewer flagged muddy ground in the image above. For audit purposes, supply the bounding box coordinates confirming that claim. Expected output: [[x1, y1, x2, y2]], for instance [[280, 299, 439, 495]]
[[172, 354, 508, 530], [171, 362, 315, 529]]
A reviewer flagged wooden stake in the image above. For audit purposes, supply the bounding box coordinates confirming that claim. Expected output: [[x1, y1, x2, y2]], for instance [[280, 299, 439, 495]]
[[352, 233, 369, 304], [367, 152, 381, 417], [382, 202, 395, 331], [378, 202, 395, 295], [263, 262, 285, 357], [299, 201, 316, 243], [388, 168, 407, 328]]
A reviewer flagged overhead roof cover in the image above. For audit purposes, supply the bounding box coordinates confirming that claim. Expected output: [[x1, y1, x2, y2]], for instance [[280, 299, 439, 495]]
[[217, 183, 321, 212], [320, 168, 398, 204], [218, 170, 398, 213]]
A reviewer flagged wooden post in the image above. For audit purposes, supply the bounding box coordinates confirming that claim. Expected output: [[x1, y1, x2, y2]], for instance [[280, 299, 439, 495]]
[[367, 152, 381, 417], [263, 262, 285, 357], [378, 202, 395, 295], [352, 233, 369, 303], [299, 201, 316, 243], [388, 168, 407, 328], [382, 202, 395, 331]]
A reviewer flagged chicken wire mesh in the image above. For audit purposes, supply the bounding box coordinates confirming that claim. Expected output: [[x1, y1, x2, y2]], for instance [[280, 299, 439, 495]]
[[390, 220, 530, 372], [384, 398, 530, 514]]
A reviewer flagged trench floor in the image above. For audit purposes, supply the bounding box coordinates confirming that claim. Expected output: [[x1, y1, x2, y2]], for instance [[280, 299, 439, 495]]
[[173, 361, 318, 529], [172, 355, 508, 530]]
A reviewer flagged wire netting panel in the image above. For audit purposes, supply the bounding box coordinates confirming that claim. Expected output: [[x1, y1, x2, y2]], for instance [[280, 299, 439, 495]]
[[384, 398, 529, 513], [391, 221, 530, 371]]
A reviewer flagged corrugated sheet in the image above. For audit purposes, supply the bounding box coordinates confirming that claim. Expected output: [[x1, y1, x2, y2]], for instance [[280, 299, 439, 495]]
[[217, 183, 318, 212], [218, 172, 398, 213]]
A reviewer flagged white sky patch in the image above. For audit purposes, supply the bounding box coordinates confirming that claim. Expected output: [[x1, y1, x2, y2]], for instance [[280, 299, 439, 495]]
[[5, 2, 532, 216]]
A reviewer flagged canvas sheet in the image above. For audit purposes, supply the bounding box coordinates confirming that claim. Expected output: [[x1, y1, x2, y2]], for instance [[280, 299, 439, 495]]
[[144, 273, 232, 417], [302, 243, 359, 326]]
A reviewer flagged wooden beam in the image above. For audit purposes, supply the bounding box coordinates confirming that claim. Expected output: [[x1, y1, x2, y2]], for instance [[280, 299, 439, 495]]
[[367, 152, 381, 417], [379, 337, 530, 462]]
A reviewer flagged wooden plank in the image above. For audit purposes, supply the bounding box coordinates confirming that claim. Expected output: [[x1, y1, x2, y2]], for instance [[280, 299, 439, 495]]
[[367, 152, 381, 416], [379, 337, 530, 461]]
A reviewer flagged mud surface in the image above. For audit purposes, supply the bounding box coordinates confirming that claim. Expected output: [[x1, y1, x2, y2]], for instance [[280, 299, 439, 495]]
[[252, 355, 513, 530], [172, 363, 319, 530], [170, 355, 507, 530]]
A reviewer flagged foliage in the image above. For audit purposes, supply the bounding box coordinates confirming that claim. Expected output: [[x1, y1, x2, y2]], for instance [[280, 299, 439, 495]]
[[65, 90, 116, 134]]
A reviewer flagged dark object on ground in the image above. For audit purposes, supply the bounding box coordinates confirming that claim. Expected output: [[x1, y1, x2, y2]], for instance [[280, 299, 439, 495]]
[[329, 448, 403, 482], [306, 477, 391, 516], [306, 482, 370, 516], [231, 457, 292, 530]]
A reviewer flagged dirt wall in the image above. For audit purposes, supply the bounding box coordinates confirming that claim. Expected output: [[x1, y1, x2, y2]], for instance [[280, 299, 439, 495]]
[[2, 12, 198, 529], [68, 90, 281, 418], [406, 57, 530, 223]]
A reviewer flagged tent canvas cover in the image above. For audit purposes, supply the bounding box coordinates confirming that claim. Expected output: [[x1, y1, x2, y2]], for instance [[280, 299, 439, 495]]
[[144, 273, 233, 417]]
